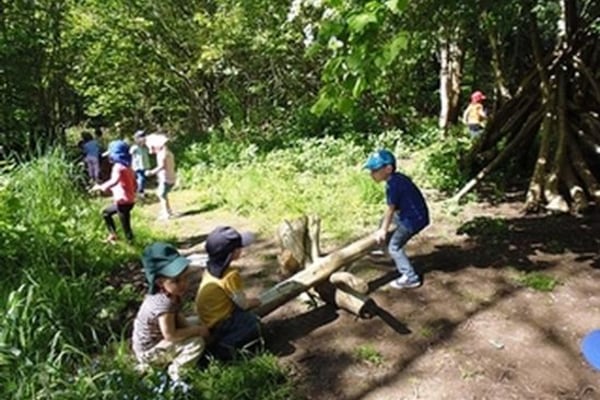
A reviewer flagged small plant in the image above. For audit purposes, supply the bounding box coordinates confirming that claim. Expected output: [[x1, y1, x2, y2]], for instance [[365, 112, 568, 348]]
[[410, 136, 470, 193], [514, 271, 559, 292], [418, 325, 436, 339], [457, 216, 509, 242], [544, 239, 566, 254], [353, 344, 384, 366]]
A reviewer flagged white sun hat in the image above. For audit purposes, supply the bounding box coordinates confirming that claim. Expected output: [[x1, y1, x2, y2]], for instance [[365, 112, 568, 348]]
[[145, 133, 169, 149]]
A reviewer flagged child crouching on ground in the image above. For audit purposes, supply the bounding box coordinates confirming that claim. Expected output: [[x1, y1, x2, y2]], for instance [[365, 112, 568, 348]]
[[195, 226, 262, 361], [132, 242, 209, 381]]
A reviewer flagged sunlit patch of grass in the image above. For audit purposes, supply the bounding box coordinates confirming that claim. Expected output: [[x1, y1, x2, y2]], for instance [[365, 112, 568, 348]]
[[353, 344, 384, 366], [513, 271, 559, 292], [181, 137, 383, 242]]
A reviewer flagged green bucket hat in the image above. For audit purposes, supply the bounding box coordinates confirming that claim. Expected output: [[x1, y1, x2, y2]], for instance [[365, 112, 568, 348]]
[[141, 242, 190, 294]]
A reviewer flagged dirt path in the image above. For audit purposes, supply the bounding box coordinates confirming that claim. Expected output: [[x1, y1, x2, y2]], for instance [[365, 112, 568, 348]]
[[135, 190, 600, 400]]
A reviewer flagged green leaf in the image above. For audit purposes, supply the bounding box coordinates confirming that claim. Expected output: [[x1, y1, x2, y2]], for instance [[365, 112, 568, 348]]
[[346, 46, 366, 72], [382, 32, 408, 66], [352, 76, 367, 98], [385, 0, 408, 14], [347, 12, 377, 33], [310, 93, 333, 116], [336, 96, 355, 114]]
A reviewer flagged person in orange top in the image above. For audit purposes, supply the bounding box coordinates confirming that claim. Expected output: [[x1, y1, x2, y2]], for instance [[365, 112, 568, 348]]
[[91, 140, 137, 243], [462, 90, 487, 139]]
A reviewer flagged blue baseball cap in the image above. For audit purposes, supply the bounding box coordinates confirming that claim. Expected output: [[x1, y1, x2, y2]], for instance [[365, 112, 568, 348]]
[[582, 330, 600, 370], [363, 149, 396, 170], [103, 140, 132, 166]]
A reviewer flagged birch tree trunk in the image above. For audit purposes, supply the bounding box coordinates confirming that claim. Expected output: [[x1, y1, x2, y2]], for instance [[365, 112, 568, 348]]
[[438, 33, 463, 132]]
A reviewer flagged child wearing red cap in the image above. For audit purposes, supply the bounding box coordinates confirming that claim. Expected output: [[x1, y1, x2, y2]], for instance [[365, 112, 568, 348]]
[[462, 90, 487, 138]]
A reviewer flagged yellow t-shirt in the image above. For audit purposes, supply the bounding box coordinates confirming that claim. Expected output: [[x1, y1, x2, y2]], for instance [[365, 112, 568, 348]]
[[463, 103, 486, 125], [195, 268, 243, 329]]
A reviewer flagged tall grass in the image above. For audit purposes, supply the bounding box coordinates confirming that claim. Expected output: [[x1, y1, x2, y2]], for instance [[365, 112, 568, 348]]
[[180, 136, 385, 240], [0, 150, 141, 398], [0, 150, 297, 399]]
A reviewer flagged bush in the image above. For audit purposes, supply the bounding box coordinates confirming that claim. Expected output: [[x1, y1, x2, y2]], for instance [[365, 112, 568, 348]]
[[410, 135, 471, 193]]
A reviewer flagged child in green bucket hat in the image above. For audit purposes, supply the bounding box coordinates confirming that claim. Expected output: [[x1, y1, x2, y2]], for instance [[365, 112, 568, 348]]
[[132, 242, 209, 381]]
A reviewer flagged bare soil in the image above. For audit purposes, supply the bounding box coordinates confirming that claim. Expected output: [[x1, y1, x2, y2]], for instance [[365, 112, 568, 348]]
[[130, 189, 600, 400]]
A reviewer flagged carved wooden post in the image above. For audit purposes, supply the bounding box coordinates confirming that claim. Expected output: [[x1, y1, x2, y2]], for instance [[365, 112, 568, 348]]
[[255, 215, 380, 317]]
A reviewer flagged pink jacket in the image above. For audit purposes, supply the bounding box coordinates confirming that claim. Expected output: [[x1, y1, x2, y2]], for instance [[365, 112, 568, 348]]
[[100, 163, 136, 204]]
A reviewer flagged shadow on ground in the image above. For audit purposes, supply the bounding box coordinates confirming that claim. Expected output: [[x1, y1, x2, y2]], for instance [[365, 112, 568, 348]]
[[264, 210, 600, 399]]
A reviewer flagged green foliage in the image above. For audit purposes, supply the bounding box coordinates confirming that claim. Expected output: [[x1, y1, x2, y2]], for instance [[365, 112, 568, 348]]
[[0, 150, 151, 399], [353, 344, 384, 366], [513, 271, 559, 292], [457, 216, 509, 241], [410, 134, 471, 193], [0, 150, 297, 399], [0, 150, 135, 283]]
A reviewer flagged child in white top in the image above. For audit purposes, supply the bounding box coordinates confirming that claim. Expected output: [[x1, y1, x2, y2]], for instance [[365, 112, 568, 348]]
[[145, 133, 177, 219], [130, 130, 151, 198]]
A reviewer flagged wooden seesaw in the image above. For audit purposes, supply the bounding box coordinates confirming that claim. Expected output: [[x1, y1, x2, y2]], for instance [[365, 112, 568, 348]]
[[254, 215, 381, 319]]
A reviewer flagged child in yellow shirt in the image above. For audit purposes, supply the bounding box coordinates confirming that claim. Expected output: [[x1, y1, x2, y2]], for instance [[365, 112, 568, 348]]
[[462, 90, 487, 138], [195, 226, 261, 360]]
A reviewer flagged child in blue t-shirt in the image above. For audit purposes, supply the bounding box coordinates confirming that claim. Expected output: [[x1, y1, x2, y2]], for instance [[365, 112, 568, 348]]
[[364, 149, 429, 289], [80, 131, 101, 182]]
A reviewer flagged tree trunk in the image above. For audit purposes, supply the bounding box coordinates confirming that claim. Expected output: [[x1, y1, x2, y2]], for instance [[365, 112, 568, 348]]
[[461, 0, 600, 213], [438, 34, 463, 131]]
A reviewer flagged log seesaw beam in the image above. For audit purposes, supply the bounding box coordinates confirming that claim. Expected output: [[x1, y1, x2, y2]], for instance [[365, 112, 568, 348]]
[[254, 229, 380, 318]]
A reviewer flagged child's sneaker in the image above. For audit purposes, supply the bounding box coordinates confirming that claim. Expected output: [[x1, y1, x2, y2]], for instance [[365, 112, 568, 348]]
[[389, 275, 422, 289], [369, 248, 386, 256], [104, 233, 118, 244]]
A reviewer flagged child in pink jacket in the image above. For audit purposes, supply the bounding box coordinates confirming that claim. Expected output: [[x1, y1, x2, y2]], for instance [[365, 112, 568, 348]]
[[91, 140, 137, 243]]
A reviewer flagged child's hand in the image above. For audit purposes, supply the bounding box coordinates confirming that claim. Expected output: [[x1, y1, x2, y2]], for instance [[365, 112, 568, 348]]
[[145, 170, 153, 177], [89, 184, 101, 193], [195, 325, 210, 338], [375, 228, 387, 244]]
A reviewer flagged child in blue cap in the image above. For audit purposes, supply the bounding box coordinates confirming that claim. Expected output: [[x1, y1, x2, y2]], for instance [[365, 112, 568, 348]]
[[90, 140, 136, 243], [194, 226, 261, 360], [364, 149, 429, 289], [132, 242, 209, 381]]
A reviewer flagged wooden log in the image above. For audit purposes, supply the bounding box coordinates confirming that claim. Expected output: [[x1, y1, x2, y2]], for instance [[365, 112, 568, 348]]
[[255, 230, 380, 317], [330, 271, 368, 294], [329, 271, 375, 318], [334, 288, 377, 319]]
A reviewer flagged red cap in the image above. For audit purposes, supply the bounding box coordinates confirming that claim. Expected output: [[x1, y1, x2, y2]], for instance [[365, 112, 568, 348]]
[[471, 91, 486, 103]]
